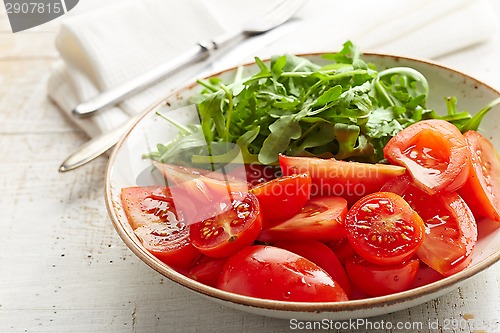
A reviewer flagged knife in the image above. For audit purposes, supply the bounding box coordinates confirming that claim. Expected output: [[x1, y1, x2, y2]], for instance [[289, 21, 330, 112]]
[[72, 0, 306, 118], [58, 18, 302, 172]]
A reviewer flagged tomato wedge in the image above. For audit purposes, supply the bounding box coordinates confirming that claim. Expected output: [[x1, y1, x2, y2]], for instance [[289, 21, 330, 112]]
[[134, 223, 201, 268], [227, 163, 280, 187], [383, 119, 470, 194], [153, 162, 249, 223], [344, 192, 425, 266], [189, 192, 262, 258], [121, 186, 201, 268], [382, 175, 477, 276], [257, 196, 348, 243], [250, 173, 311, 227], [274, 240, 352, 297], [279, 154, 405, 204], [217, 245, 349, 302], [458, 130, 500, 222], [345, 257, 420, 297]]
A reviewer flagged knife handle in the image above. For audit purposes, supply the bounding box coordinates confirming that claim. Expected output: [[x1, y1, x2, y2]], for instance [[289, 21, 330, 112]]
[[72, 31, 244, 118]]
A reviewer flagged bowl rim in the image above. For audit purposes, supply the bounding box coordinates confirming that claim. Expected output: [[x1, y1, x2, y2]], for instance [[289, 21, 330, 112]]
[[104, 52, 500, 313]]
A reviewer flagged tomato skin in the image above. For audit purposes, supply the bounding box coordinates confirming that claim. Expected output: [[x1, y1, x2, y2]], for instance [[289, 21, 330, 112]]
[[189, 192, 262, 258], [152, 162, 249, 224], [121, 186, 201, 268], [344, 192, 425, 266], [279, 154, 405, 205], [121, 186, 193, 229], [383, 119, 470, 195], [327, 239, 357, 266], [228, 163, 280, 187], [345, 257, 420, 297], [188, 256, 227, 287], [257, 196, 348, 243], [382, 175, 477, 276], [458, 130, 500, 222], [250, 173, 311, 227], [216, 245, 349, 302], [274, 240, 352, 297]]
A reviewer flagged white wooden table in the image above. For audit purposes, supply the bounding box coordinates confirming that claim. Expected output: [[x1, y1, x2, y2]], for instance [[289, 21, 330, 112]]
[[1, 2, 499, 333]]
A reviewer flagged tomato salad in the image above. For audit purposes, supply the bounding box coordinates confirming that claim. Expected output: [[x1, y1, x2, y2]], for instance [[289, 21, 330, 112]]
[[121, 120, 500, 302], [121, 44, 500, 302]]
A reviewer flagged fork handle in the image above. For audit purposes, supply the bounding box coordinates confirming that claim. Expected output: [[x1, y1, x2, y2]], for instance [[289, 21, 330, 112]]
[[72, 31, 245, 118]]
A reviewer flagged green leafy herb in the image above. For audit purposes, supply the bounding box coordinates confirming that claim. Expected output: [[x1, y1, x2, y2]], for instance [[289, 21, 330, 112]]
[[145, 41, 499, 166]]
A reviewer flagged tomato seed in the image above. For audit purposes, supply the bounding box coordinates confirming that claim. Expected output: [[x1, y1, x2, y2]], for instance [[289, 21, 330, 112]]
[[401, 234, 411, 241]]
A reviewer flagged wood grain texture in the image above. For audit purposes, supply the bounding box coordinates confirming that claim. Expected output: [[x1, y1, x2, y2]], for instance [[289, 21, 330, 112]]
[[0, 1, 499, 332]]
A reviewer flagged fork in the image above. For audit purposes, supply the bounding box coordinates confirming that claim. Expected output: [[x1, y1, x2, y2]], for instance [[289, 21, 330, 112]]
[[72, 0, 307, 118]]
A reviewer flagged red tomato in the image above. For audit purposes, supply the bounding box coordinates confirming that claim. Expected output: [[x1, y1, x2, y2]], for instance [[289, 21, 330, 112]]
[[250, 173, 312, 227], [216, 245, 349, 302], [383, 119, 470, 195], [152, 162, 249, 223], [189, 192, 262, 258], [188, 256, 227, 287], [344, 192, 425, 266], [134, 223, 201, 268], [279, 155, 405, 205], [345, 257, 420, 297], [274, 240, 352, 297], [410, 263, 445, 289], [228, 163, 280, 187], [382, 175, 477, 276], [121, 186, 201, 268], [257, 196, 348, 243], [327, 239, 357, 266], [458, 130, 500, 222], [121, 186, 186, 229]]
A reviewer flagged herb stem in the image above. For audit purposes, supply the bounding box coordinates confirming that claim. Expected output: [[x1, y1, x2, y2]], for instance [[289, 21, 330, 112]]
[[156, 111, 191, 134], [220, 84, 234, 142]]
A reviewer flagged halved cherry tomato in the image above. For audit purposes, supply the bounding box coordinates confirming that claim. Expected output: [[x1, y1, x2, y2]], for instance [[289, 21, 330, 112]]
[[345, 257, 420, 297], [250, 173, 311, 227], [279, 155, 405, 205], [383, 119, 470, 194], [382, 175, 477, 276], [188, 256, 227, 287], [189, 192, 262, 258], [216, 245, 349, 302], [274, 240, 352, 297], [121, 186, 201, 268], [458, 130, 500, 222], [344, 192, 425, 266], [257, 196, 348, 243]]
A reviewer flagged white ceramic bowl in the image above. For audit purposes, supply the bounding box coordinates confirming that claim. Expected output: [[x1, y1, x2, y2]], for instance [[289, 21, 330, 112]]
[[105, 53, 500, 320]]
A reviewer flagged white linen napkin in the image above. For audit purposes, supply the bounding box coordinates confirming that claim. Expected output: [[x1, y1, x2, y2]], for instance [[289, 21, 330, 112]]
[[48, 0, 498, 139]]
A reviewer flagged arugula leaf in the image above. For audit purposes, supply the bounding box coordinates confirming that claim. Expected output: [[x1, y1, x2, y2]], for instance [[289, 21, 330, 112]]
[[259, 115, 302, 164], [145, 41, 497, 168]]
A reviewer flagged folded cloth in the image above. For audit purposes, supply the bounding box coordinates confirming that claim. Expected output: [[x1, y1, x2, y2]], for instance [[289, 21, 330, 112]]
[[48, 0, 498, 139]]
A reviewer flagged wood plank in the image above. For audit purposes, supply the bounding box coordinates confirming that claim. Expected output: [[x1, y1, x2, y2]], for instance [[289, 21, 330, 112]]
[[0, 60, 81, 134], [0, 32, 58, 59]]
